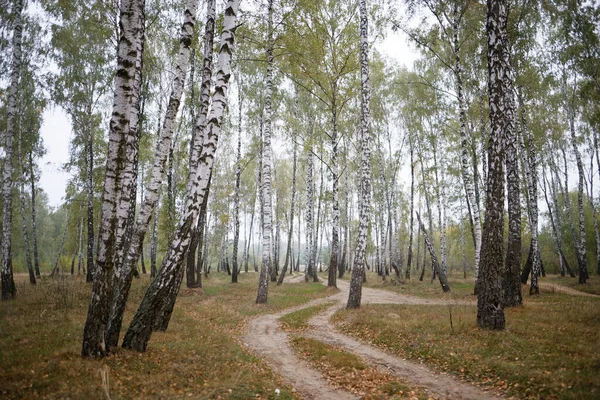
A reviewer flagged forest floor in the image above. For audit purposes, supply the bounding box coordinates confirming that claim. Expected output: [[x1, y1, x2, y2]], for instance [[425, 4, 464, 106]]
[[1, 271, 598, 399], [244, 274, 500, 400]]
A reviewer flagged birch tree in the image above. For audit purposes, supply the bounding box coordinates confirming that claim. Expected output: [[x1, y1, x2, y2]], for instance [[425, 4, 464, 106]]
[[256, 0, 274, 303], [477, 0, 509, 330], [81, 0, 145, 357], [1, 0, 24, 301], [104, 0, 200, 350], [347, 0, 371, 309], [122, 0, 241, 352]]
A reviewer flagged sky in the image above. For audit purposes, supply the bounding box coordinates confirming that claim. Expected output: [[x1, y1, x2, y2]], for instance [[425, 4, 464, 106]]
[[38, 28, 419, 208]]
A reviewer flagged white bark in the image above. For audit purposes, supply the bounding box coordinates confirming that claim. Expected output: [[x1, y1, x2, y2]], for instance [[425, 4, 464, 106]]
[[105, 0, 200, 350], [1, 0, 23, 301], [256, 0, 274, 303], [347, 0, 372, 309], [122, 0, 241, 352]]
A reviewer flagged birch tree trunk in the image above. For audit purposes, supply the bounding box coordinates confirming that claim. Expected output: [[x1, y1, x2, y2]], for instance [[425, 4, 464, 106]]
[[406, 136, 415, 280], [521, 119, 541, 294], [416, 212, 450, 292], [195, 175, 211, 286], [122, 0, 240, 352], [29, 152, 41, 278], [557, 145, 585, 275], [327, 107, 339, 288], [244, 181, 256, 274], [19, 156, 35, 285], [347, 0, 372, 309], [594, 129, 600, 275], [86, 113, 95, 283], [477, 0, 508, 330], [256, 0, 274, 304], [542, 166, 572, 277], [570, 111, 589, 283], [17, 127, 35, 284], [453, 5, 481, 292], [339, 170, 349, 278], [150, 198, 158, 278], [313, 161, 323, 279], [185, 0, 216, 281], [81, 0, 145, 356], [305, 149, 315, 282], [104, 0, 199, 350], [1, 0, 23, 301], [503, 69, 522, 306], [277, 138, 297, 285], [232, 90, 242, 284]]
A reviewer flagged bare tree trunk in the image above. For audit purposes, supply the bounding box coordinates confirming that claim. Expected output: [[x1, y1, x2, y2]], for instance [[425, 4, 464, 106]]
[[305, 148, 315, 282], [244, 179, 256, 274], [232, 89, 243, 284], [327, 106, 339, 288], [1, 0, 23, 301], [453, 4, 481, 294], [256, 0, 274, 303], [406, 136, 415, 280], [477, 0, 508, 330], [313, 160, 323, 280], [339, 166, 349, 278], [542, 166, 571, 277], [81, 0, 145, 357], [347, 0, 372, 309], [503, 69, 521, 306], [568, 95, 589, 284], [122, 0, 240, 352], [18, 129, 35, 285], [52, 207, 71, 276], [150, 198, 158, 278], [105, 0, 199, 351], [29, 152, 41, 278], [594, 128, 600, 275], [85, 111, 95, 283], [416, 212, 450, 292], [277, 137, 297, 285]]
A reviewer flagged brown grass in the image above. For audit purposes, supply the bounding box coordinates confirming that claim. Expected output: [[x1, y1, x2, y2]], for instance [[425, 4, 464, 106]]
[[333, 286, 600, 400], [0, 272, 330, 399], [289, 336, 432, 399]]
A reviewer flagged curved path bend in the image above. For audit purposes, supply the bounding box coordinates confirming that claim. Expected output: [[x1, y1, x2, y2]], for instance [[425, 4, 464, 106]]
[[243, 275, 501, 400]]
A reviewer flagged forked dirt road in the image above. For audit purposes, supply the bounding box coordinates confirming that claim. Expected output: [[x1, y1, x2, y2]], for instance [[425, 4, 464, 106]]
[[243, 275, 502, 400]]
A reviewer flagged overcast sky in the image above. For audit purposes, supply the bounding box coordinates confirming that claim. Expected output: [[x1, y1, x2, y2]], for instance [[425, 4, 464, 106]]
[[38, 29, 418, 208]]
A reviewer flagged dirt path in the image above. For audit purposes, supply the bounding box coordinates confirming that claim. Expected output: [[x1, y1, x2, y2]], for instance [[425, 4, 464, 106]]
[[243, 294, 357, 400], [535, 281, 600, 298], [243, 275, 501, 400]]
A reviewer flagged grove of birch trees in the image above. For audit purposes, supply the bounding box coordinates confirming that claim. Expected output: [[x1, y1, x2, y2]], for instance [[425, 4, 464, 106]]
[[0, 0, 599, 353]]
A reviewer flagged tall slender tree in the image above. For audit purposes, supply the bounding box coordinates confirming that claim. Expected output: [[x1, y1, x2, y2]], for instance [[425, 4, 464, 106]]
[[122, 0, 241, 352], [2, 0, 24, 301], [256, 0, 274, 303], [477, 0, 510, 330], [81, 0, 146, 357], [347, 0, 372, 309]]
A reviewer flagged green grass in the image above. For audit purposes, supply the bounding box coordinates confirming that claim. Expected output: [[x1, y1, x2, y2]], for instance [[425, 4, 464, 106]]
[[333, 291, 600, 399], [0, 272, 330, 399], [279, 302, 334, 331]]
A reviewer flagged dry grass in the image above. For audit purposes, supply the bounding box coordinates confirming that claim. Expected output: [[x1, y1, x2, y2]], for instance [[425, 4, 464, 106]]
[[279, 302, 334, 331], [289, 336, 432, 400], [0, 272, 330, 399], [544, 273, 600, 295], [333, 288, 600, 400]]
